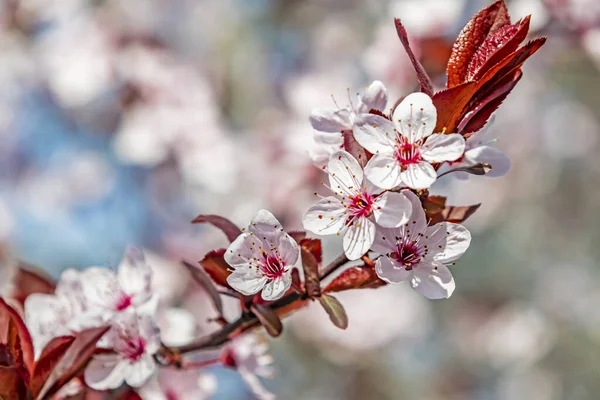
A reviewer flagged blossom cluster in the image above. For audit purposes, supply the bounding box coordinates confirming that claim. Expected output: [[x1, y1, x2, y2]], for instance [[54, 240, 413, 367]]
[[0, 1, 545, 398]]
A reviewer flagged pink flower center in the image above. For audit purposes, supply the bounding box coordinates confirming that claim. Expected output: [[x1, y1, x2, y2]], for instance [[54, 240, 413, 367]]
[[395, 138, 422, 169], [115, 293, 133, 311], [122, 336, 146, 362], [259, 253, 286, 280], [347, 192, 374, 222], [165, 390, 179, 400], [390, 242, 421, 271]]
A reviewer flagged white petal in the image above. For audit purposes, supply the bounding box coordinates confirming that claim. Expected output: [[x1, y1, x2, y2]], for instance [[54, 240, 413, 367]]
[[277, 234, 300, 267], [138, 315, 162, 355], [421, 133, 465, 163], [392, 92, 436, 142], [80, 267, 121, 309], [342, 217, 376, 260], [125, 353, 157, 388], [327, 150, 364, 195], [118, 247, 152, 301], [302, 197, 346, 235], [353, 114, 396, 154], [403, 190, 428, 238], [261, 275, 292, 301], [248, 210, 284, 243], [371, 226, 401, 255], [400, 161, 436, 189], [410, 263, 455, 300], [375, 256, 411, 284], [224, 233, 259, 268], [227, 270, 268, 296], [465, 145, 511, 177], [364, 153, 402, 190], [373, 191, 412, 228], [433, 223, 471, 264], [84, 355, 127, 390], [309, 108, 352, 132], [359, 80, 388, 112], [24, 294, 72, 358]]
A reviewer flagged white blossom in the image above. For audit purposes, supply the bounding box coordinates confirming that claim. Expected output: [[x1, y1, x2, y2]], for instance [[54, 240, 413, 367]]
[[303, 150, 412, 260], [372, 191, 471, 299], [354, 92, 465, 190]]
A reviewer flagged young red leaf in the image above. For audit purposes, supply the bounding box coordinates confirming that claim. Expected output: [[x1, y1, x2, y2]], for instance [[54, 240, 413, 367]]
[[323, 266, 386, 293], [182, 260, 224, 316], [0, 297, 34, 375], [36, 326, 110, 400], [288, 231, 307, 243], [490, 0, 511, 34], [342, 129, 369, 168], [191, 215, 242, 243], [421, 195, 447, 214], [318, 294, 348, 330], [250, 304, 283, 337], [10, 262, 56, 306], [199, 249, 232, 289], [432, 81, 478, 133], [446, 0, 507, 87], [300, 248, 321, 299], [468, 16, 531, 81], [429, 204, 482, 225], [299, 238, 322, 266], [394, 18, 434, 96], [30, 336, 75, 397], [0, 366, 28, 400]]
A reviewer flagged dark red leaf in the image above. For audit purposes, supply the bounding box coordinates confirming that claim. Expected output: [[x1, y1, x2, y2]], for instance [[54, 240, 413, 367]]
[[318, 295, 348, 329], [394, 18, 434, 96], [288, 231, 306, 243], [490, 0, 511, 34], [0, 297, 34, 376], [429, 204, 482, 225], [36, 326, 110, 400], [421, 195, 447, 214], [323, 266, 386, 293], [0, 366, 28, 400], [30, 336, 75, 397], [300, 248, 321, 299], [368, 108, 390, 120], [432, 81, 478, 133], [342, 129, 369, 167], [10, 262, 56, 306], [299, 238, 322, 266], [191, 215, 242, 243], [182, 260, 224, 316], [446, 0, 506, 87], [468, 16, 531, 81], [250, 304, 283, 337], [199, 249, 232, 289]]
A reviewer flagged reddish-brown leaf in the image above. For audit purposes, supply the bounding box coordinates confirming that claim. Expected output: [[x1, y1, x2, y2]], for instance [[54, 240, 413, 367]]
[[182, 260, 224, 316], [447, 0, 506, 87], [30, 336, 75, 397], [432, 81, 478, 133], [191, 215, 242, 243], [300, 248, 321, 299], [0, 366, 28, 400], [468, 16, 531, 82], [421, 195, 447, 214], [10, 262, 56, 306], [299, 238, 322, 266], [323, 266, 386, 293], [429, 204, 482, 225], [0, 297, 34, 376], [36, 326, 110, 400], [490, 0, 511, 34], [288, 231, 307, 243], [199, 249, 232, 289], [250, 304, 283, 337], [394, 18, 434, 96]]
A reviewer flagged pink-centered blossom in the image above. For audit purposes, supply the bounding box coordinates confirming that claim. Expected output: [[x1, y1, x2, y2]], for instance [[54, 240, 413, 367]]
[[137, 369, 217, 400], [354, 92, 466, 190], [302, 150, 412, 260], [225, 210, 299, 301], [309, 81, 388, 168], [84, 312, 161, 390], [372, 191, 471, 299]]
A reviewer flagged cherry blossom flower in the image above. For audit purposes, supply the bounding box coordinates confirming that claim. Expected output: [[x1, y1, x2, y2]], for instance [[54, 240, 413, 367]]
[[80, 247, 158, 320], [303, 150, 412, 260], [372, 191, 471, 299], [309, 81, 388, 168], [354, 92, 465, 190], [84, 312, 161, 390], [137, 369, 217, 400], [222, 335, 275, 400], [225, 210, 299, 301]]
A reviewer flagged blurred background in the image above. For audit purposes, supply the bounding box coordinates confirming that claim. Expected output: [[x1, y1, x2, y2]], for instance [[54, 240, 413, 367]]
[[1, 0, 600, 398]]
